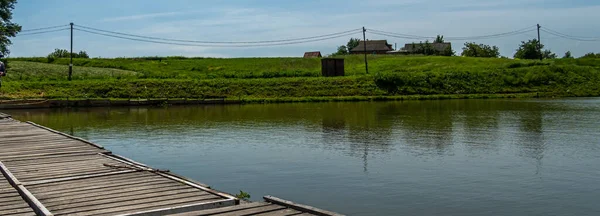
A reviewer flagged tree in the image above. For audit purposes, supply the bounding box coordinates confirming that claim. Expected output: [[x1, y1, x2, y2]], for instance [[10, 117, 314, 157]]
[[543, 50, 557, 59], [461, 42, 500, 58], [434, 35, 444, 43], [332, 45, 348, 56], [440, 46, 455, 56], [47, 48, 90, 58], [581, 53, 600, 58], [346, 38, 360, 53], [514, 39, 553, 60], [563, 51, 573, 59], [0, 0, 22, 56]]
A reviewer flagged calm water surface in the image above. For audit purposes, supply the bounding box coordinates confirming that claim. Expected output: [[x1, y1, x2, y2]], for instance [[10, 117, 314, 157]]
[[8, 99, 600, 216]]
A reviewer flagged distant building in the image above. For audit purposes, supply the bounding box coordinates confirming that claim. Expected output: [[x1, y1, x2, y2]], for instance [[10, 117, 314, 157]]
[[391, 42, 452, 54], [350, 40, 394, 54], [304, 51, 322, 58]]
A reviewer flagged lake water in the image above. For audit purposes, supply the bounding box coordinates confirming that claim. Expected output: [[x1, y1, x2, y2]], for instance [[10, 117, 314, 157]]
[[7, 99, 600, 216]]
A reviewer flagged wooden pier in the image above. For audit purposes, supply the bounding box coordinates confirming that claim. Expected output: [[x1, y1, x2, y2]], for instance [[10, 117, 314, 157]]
[[0, 113, 343, 216]]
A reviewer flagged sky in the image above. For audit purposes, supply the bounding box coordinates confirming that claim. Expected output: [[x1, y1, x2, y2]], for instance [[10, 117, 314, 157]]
[[9, 0, 600, 58]]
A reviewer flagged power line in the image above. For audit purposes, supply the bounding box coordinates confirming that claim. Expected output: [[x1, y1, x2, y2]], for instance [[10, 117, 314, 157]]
[[21, 25, 70, 32], [74, 28, 361, 47], [366, 29, 432, 40], [368, 25, 536, 41], [540, 27, 600, 41], [16, 28, 70, 36], [75, 24, 362, 44], [540, 29, 600, 42]]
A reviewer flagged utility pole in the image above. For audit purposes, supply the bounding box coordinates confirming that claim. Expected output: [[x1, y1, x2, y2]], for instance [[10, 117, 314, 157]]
[[537, 24, 542, 61], [362, 27, 368, 74], [69, 22, 74, 81]]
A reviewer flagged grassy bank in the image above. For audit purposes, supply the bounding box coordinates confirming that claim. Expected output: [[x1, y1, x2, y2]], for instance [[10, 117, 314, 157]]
[[1, 56, 599, 101]]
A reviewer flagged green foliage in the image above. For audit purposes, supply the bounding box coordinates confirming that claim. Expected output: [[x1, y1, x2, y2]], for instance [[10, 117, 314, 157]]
[[3, 56, 600, 100], [374, 64, 600, 96], [235, 191, 251, 200], [514, 39, 555, 60], [581, 53, 600, 58], [346, 38, 360, 53], [461, 42, 500, 58], [0, 0, 21, 56], [543, 50, 557, 59], [47, 49, 90, 59], [333, 45, 348, 56], [410, 40, 453, 56], [434, 35, 444, 43], [563, 51, 573, 59]]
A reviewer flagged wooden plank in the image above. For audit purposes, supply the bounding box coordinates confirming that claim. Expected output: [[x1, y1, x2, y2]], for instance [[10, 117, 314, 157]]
[[0, 162, 53, 215], [10, 161, 124, 174], [52, 194, 223, 215], [0, 196, 26, 204], [0, 146, 99, 157], [41, 184, 195, 206], [3, 212, 37, 216], [16, 168, 124, 182], [26, 172, 162, 190], [1, 151, 110, 163], [11, 166, 123, 179], [34, 178, 175, 199], [164, 202, 271, 216], [118, 199, 237, 216], [100, 154, 226, 198], [26, 121, 105, 149], [6, 158, 114, 172], [253, 208, 302, 216], [0, 149, 108, 161], [263, 196, 344, 216], [0, 199, 31, 207], [209, 204, 286, 216], [0, 206, 37, 215], [47, 189, 212, 210], [0, 162, 21, 186], [23, 170, 138, 186], [0, 143, 93, 153], [0, 202, 30, 211]]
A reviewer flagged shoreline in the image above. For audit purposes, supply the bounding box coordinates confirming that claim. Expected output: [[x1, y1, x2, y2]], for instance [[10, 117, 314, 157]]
[[0, 92, 589, 109]]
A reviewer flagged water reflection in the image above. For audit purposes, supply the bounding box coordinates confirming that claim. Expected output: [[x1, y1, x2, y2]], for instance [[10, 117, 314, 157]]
[[7, 99, 600, 216], [6, 99, 599, 175]]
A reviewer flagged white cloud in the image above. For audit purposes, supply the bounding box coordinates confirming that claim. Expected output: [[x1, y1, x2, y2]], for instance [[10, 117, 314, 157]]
[[11, 0, 600, 58], [102, 11, 191, 22]]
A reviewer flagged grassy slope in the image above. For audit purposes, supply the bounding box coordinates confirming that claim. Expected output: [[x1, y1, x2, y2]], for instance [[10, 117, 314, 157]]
[[1, 56, 599, 100]]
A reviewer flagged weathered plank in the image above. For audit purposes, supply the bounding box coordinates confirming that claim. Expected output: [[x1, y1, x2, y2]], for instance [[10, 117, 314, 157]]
[[0, 162, 52, 216], [34, 180, 177, 199], [165, 202, 271, 216], [41, 184, 195, 206], [52, 195, 223, 215], [253, 208, 303, 216], [209, 204, 286, 216], [264, 196, 344, 216]]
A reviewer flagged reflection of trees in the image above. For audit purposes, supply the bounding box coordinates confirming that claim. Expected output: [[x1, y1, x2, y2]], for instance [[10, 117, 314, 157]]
[[516, 106, 545, 174], [396, 101, 455, 154], [320, 103, 397, 173], [460, 100, 501, 152]]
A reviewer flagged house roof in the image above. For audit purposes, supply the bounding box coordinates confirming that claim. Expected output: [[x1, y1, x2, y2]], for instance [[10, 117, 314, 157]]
[[350, 40, 393, 52], [402, 42, 451, 52], [303, 51, 322, 58]]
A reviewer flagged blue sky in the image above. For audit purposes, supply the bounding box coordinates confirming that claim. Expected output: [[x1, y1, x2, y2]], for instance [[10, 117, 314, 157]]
[[10, 0, 600, 58]]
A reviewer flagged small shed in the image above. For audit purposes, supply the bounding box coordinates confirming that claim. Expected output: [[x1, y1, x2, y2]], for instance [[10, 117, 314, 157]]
[[304, 51, 322, 58], [321, 58, 344, 77]]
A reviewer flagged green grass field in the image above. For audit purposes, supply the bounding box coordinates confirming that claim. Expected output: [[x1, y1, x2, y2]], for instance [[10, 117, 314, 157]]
[[1, 55, 599, 100]]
